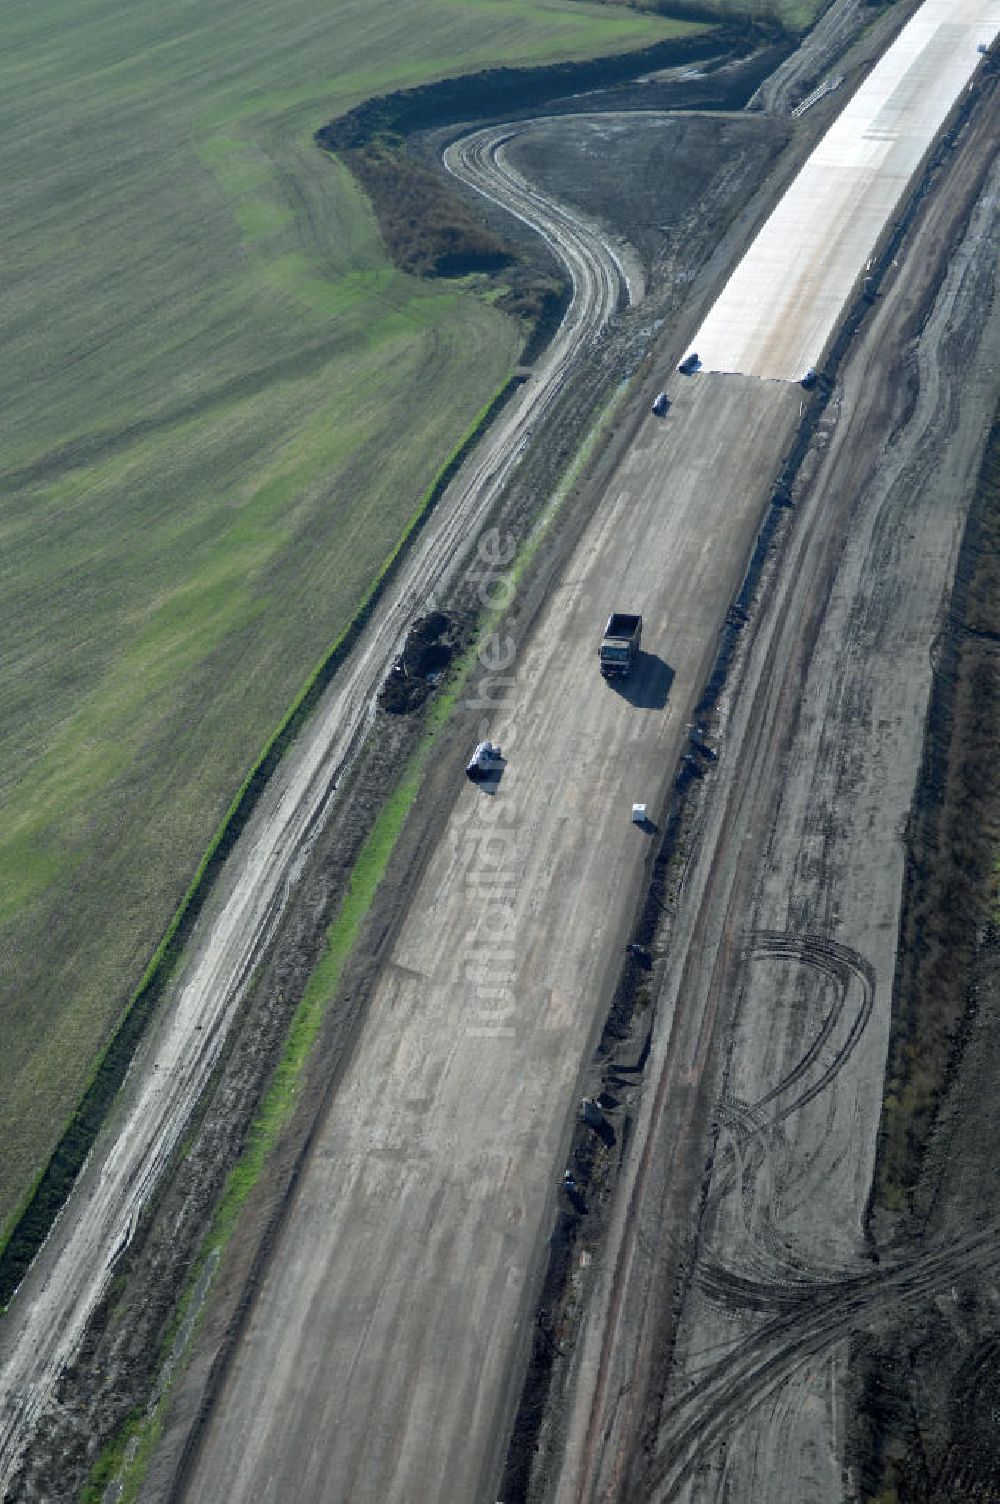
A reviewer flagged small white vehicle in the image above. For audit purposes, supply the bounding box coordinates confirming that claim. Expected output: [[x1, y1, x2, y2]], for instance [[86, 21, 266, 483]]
[[466, 740, 503, 781]]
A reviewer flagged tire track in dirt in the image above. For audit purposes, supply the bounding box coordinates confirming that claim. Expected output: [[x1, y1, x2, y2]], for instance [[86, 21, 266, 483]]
[[748, 933, 874, 1123], [707, 935, 873, 1277], [445, 122, 634, 310], [648, 1218, 1000, 1501]]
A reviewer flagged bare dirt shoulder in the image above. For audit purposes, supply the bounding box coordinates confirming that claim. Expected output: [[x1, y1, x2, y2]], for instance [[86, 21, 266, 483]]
[[850, 339, 1000, 1502], [530, 63, 1000, 1504], [850, 414, 1000, 1504]]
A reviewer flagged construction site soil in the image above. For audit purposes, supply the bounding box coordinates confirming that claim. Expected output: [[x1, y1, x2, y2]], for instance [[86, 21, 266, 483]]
[[543, 80, 1000, 1504], [851, 420, 1000, 1502], [8, 6, 999, 1500], [13, 73, 804, 1498]]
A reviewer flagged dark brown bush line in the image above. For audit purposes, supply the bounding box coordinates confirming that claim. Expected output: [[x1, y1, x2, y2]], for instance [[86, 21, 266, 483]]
[[875, 410, 1000, 1219], [344, 137, 514, 277], [316, 28, 758, 156]]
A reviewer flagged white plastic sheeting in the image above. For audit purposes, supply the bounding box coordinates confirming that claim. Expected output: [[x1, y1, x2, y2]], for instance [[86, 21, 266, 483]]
[[692, 0, 1000, 381]]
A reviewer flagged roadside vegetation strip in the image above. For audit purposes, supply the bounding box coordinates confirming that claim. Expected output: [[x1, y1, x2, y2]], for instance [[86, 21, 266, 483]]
[[876, 406, 1000, 1216], [0, 377, 518, 1308], [88, 716, 457, 1504], [80, 1412, 146, 1504], [89, 679, 469, 1504]]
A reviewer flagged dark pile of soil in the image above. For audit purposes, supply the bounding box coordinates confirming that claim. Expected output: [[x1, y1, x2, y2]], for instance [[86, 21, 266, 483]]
[[379, 612, 458, 714]]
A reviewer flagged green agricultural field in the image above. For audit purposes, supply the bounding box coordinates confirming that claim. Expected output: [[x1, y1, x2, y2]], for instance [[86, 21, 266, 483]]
[[0, 0, 712, 1237], [625, 0, 827, 33]]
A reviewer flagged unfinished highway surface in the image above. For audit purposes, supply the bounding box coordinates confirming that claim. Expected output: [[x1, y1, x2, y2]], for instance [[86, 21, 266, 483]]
[[2, 2, 998, 1499], [171, 375, 801, 1503], [161, 16, 999, 1501]]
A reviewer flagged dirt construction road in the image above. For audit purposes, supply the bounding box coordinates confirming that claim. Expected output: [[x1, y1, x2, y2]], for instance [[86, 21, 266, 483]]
[[557, 95, 1000, 1504], [172, 376, 800, 1501]]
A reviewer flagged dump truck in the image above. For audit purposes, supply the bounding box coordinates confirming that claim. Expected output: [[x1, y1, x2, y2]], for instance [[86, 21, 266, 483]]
[[599, 613, 642, 677]]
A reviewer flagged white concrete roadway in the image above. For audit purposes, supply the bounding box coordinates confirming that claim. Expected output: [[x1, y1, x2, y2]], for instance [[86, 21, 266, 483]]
[[692, 0, 1000, 380]]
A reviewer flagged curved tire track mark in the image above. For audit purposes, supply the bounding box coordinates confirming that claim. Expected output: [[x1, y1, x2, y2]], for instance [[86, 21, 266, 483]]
[[701, 934, 874, 1282], [748, 931, 875, 1123], [649, 1219, 1000, 1501]]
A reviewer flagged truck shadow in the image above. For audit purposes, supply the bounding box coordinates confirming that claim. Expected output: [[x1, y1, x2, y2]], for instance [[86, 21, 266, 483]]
[[606, 652, 674, 709], [471, 757, 507, 795]]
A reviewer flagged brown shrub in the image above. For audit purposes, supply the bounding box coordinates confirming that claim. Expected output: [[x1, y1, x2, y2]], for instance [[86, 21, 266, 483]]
[[346, 139, 514, 278]]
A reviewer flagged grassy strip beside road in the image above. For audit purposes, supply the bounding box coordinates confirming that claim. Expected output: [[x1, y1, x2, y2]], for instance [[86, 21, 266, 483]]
[[206, 757, 429, 1258], [83, 739, 439, 1504], [83, 735, 438, 1504]]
